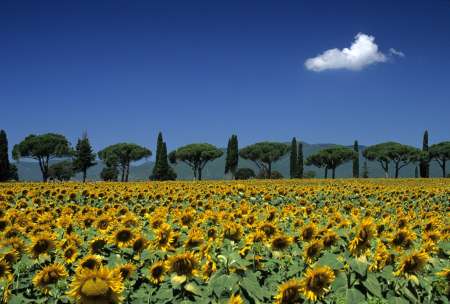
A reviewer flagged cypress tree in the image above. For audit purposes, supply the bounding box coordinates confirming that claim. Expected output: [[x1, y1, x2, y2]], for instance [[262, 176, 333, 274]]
[[0, 130, 10, 182], [290, 137, 298, 178], [353, 140, 360, 178], [225, 135, 238, 179], [297, 142, 304, 178], [151, 132, 176, 180], [362, 161, 369, 178], [419, 130, 429, 178], [73, 132, 96, 182]]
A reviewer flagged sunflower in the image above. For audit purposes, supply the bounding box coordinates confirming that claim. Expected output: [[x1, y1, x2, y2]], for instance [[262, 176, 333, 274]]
[[90, 237, 108, 254], [228, 293, 244, 304], [111, 227, 135, 248], [185, 228, 204, 249], [63, 245, 79, 264], [349, 218, 376, 256], [68, 267, 124, 304], [394, 251, 429, 283], [0, 260, 13, 282], [114, 263, 135, 281], [202, 257, 217, 280], [369, 242, 393, 272], [274, 279, 302, 304], [29, 232, 56, 259], [270, 234, 292, 251], [166, 251, 199, 282], [300, 266, 335, 302], [304, 240, 323, 264], [223, 222, 243, 242], [77, 254, 104, 271], [390, 229, 416, 250], [132, 235, 148, 254], [148, 261, 166, 285], [153, 223, 175, 251], [32, 263, 68, 294], [321, 231, 339, 248], [301, 223, 317, 241]]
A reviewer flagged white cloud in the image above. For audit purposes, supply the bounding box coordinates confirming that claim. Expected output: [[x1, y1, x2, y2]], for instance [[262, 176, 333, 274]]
[[305, 33, 392, 72], [389, 48, 405, 57]]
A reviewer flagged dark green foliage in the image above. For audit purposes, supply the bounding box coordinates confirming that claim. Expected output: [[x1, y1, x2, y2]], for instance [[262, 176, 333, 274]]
[[362, 161, 369, 178], [289, 137, 298, 178], [0, 130, 11, 182], [12, 133, 71, 181], [306, 146, 357, 179], [429, 141, 450, 177], [8, 164, 18, 181], [363, 142, 422, 178], [73, 132, 96, 182], [150, 133, 177, 181], [304, 170, 316, 178], [225, 135, 239, 179], [420, 130, 430, 178], [169, 143, 223, 180], [234, 168, 256, 180], [257, 170, 284, 179], [297, 142, 304, 178], [100, 166, 119, 181], [415, 166, 419, 178], [48, 160, 74, 181], [353, 140, 359, 178], [239, 142, 289, 179], [98, 143, 151, 182]]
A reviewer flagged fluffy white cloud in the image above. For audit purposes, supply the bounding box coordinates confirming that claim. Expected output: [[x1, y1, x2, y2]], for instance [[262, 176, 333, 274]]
[[305, 33, 392, 72]]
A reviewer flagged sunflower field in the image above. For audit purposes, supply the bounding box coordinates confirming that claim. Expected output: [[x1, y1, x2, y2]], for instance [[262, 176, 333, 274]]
[[0, 179, 449, 304]]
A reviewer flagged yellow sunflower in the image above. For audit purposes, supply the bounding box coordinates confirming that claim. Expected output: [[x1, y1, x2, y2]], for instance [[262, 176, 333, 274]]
[[28, 232, 56, 259], [68, 266, 124, 304], [300, 266, 335, 302], [32, 263, 68, 294], [394, 251, 429, 284], [228, 293, 244, 304], [166, 251, 199, 283], [148, 261, 167, 285], [274, 279, 302, 304]]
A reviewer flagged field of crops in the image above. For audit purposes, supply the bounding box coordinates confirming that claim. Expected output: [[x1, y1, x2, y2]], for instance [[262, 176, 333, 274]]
[[0, 179, 449, 304]]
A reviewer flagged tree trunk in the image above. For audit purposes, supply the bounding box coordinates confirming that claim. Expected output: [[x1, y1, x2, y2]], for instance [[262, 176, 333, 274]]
[[267, 162, 272, 179], [395, 163, 399, 178], [125, 163, 130, 182], [324, 168, 328, 179], [198, 166, 202, 180], [82, 169, 87, 182], [443, 160, 447, 178], [42, 172, 48, 182], [332, 167, 336, 179]]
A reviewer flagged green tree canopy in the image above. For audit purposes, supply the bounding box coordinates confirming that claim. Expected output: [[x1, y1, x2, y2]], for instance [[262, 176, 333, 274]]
[[12, 133, 71, 181], [98, 143, 151, 182], [363, 142, 422, 178], [234, 168, 255, 180], [169, 143, 223, 180], [73, 132, 96, 182], [429, 141, 450, 177], [239, 142, 289, 179], [49, 160, 75, 181], [306, 146, 356, 178]]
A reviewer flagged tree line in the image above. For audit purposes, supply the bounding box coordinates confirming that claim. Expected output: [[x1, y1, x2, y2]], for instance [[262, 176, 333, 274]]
[[0, 129, 449, 182]]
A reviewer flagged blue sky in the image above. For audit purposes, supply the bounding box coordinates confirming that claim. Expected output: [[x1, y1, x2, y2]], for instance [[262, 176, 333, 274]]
[[1, 0, 449, 157]]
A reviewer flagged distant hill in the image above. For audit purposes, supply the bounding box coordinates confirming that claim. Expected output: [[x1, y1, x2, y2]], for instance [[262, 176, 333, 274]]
[[15, 142, 445, 181]]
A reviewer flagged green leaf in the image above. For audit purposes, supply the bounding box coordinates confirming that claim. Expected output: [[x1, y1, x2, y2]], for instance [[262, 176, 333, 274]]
[[438, 241, 450, 254], [332, 271, 348, 295], [240, 275, 270, 301], [378, 265, 394, 281], [317, 252, 344, 270], [349, 258, 368, 277], [387, 297, 409, 304], [362, 273, 382, 298], [346, 288, 365, 304]]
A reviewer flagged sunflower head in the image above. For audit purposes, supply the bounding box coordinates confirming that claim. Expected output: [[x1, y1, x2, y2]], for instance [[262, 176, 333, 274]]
[[90, 237, 108, 254], [228, 293, 244, 304], [167, 251, 199, 278], [114, 263, 135, 280], [148, 261, 166, 285], [0, 260, 13, 282], [271, 234, 292, 251], [78, 254, 104, 271], [304, 240, 323, 264], [29, 232, 56, 259], [301, 223, 317, 241], [112, 227, 135, 248], [300, 266, 335, 302], [63, 245, 79, 264], [394, 251, 429, 283], [274, 279, 302, 304], [32, 263, 68, 294], [390, 229, 416, 250], [68, 266, 124, 304]]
